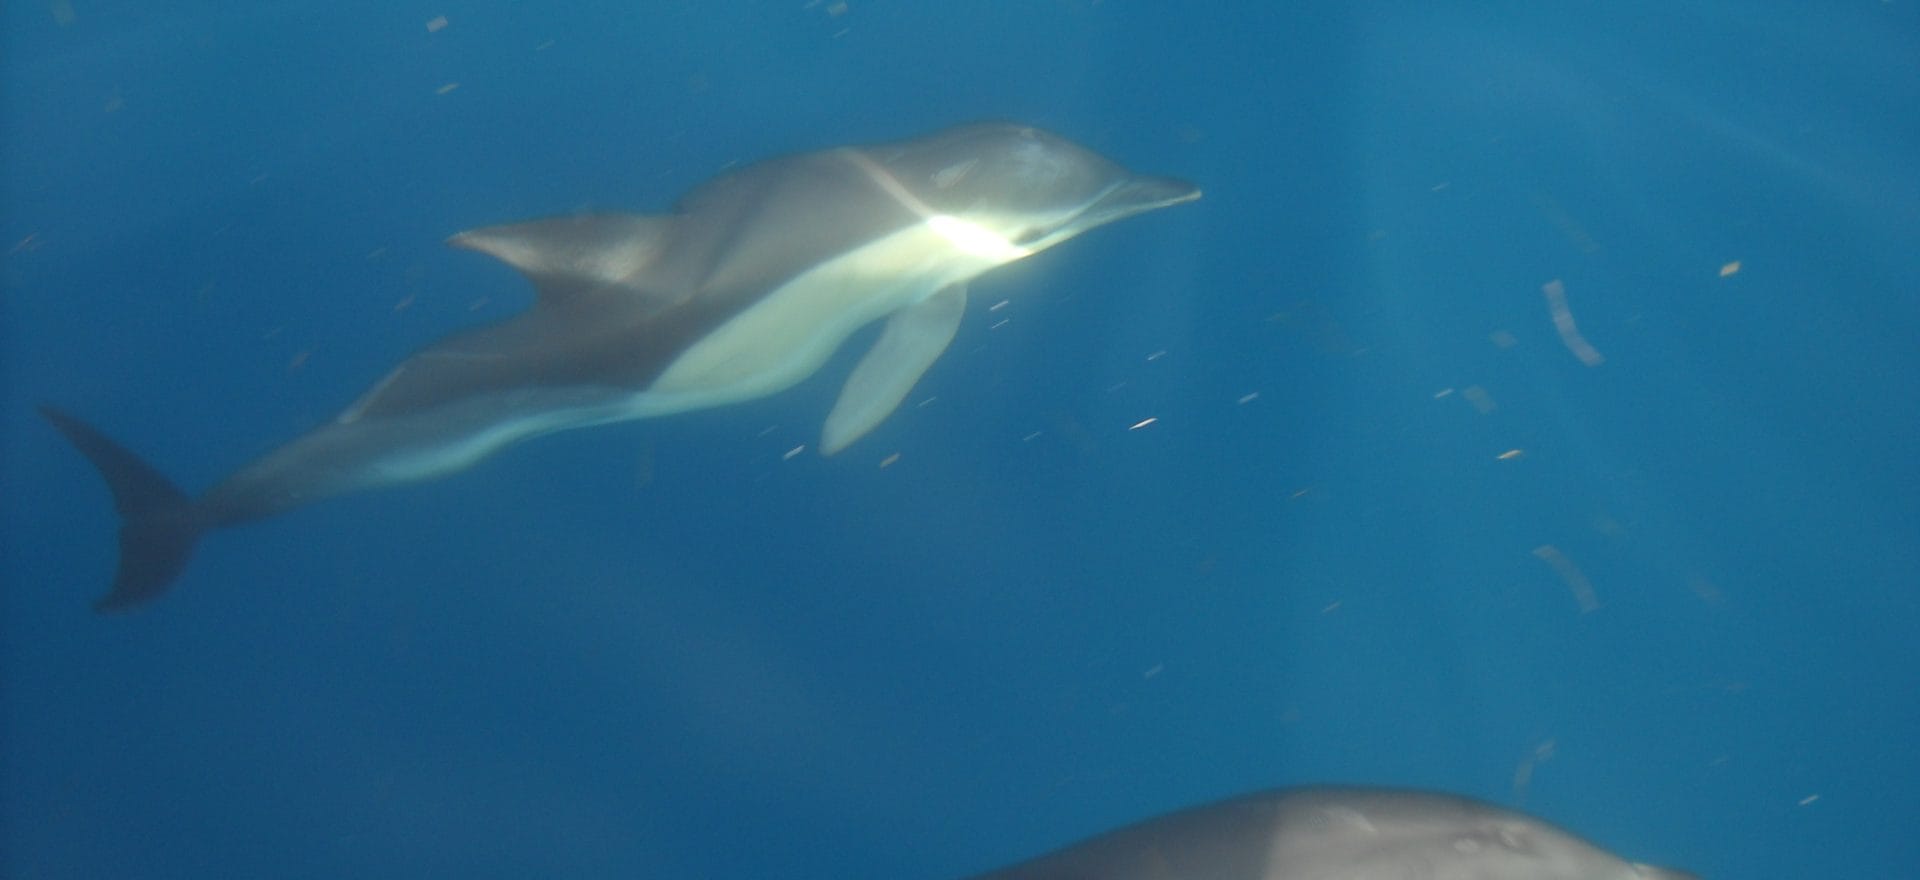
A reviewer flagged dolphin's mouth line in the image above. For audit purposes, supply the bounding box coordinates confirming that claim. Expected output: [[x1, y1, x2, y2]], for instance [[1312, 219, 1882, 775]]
[[1034, 177, 1201, 248]]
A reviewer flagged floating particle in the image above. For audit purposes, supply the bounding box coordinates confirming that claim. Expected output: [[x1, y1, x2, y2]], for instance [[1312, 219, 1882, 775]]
[[989, 299, 1011, 312], [1529, 191, 1601, 253], [436, 82, 460, 95], [1512, 738, 1557, 803], [1532, 545, 1600, 613], [1433, 387, 1455, 399], [1237, 392, 1259, 404], [990, 318, 1010, 329], [1797, 794, 1820, 807], [878, 452, 900, 469], [1541, 279, 1605, 366], [1461, 385, 1497, 414], [782, 445, 805, 461], [288, 350, 311, 371], [426, 15, 448, 32], [1719, 261, 1741, 277], [1489, 329, 1517, 349], [1129, 417, 1157, 431], [1146, 349, 1167, 361], [633, 445, 654, 489], [1497, 449, 1524, 460]]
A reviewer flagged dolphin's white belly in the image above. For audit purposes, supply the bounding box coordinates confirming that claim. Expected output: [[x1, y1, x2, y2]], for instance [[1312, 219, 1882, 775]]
[[354, 227, 1000, 485], [640, 224, 1000, 413], [353, 227, 1013, 485]]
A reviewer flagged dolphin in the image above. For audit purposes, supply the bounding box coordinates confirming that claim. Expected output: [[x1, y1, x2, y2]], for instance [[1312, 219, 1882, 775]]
[[965, 787, 1698, 880], [40, 123, 1199, 610]]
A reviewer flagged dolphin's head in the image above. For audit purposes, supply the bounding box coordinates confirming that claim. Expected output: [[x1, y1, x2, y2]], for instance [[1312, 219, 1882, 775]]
[[864, 123, 1199, 262]]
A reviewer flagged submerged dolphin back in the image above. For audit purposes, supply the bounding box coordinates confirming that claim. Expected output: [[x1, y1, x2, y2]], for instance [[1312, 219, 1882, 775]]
[[967, 787, 1697, 880]]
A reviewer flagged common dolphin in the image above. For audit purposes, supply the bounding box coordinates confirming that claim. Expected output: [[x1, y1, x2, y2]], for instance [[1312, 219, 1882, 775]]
[[40, 123, 1199, 610], [966, 787, 1698, 880]]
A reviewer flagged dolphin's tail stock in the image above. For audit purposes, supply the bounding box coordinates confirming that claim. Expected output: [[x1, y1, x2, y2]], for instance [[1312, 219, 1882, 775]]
[[39, 405, 208, 611]]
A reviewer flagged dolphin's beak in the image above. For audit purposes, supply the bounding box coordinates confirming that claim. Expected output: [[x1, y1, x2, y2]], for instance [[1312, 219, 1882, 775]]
[[1079, 175, 1202, 228]]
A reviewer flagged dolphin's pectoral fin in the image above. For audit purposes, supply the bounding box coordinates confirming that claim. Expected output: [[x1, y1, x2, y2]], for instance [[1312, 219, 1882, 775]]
[[820, 284, 967, 456], [449, 214, 679, 305]]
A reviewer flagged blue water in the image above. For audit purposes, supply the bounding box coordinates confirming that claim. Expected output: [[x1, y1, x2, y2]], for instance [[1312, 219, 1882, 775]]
[[5, 2, 1916, 878]]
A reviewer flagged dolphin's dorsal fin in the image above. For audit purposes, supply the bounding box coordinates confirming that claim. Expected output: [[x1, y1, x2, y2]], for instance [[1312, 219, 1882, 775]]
[[448, 213, 677, 306]]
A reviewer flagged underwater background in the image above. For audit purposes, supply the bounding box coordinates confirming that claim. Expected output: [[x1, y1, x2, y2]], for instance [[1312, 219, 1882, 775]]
[[4, 1, 1917, 877]]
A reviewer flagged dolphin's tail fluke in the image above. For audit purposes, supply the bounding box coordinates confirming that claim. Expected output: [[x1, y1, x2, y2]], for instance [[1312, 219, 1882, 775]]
[[39, 405, 207, 611]]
